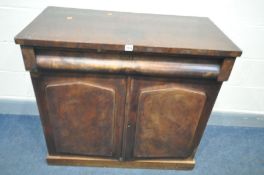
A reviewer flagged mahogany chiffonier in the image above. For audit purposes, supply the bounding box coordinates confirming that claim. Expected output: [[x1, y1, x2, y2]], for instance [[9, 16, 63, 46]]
[[15, 6, 242, 169]]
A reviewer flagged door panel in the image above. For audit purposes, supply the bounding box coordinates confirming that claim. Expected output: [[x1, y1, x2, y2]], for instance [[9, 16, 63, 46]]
[[134, 86, 206, 158], [31, 73, 126, 158], [122, 77, 222, 160], [46, 82, 115, 156]]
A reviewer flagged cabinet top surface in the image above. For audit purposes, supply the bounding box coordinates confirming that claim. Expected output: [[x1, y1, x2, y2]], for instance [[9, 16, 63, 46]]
[[15, 6, 241, 57]]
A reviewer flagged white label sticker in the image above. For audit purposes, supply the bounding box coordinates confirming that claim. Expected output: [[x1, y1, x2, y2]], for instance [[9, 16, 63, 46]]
[[125, 44, 133, 51]]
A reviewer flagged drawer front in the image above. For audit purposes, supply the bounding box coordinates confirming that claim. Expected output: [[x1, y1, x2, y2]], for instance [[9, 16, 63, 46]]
[[31, 73, 126, 158], [122, 77, 222, 160], [35, 50, 221, 79]]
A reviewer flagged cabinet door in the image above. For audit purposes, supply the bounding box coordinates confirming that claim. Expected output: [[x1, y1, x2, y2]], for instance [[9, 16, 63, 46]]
[[31, 73, 126, 159], [122, 77, 221, 160]]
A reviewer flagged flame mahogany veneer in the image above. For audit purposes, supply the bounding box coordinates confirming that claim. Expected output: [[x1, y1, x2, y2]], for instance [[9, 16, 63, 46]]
[[15, 6, 242, 169]]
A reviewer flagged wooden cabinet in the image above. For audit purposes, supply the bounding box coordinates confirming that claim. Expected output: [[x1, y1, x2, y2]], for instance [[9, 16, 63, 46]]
[[15, 7, 242, 169]]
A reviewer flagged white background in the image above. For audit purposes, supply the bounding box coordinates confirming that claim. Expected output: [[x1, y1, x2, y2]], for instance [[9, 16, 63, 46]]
[[0, 0, 264, 115]]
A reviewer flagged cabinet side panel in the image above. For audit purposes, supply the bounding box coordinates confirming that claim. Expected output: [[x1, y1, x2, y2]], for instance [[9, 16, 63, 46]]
[[21, 46, 36, 70], [31, 73, 57, 154], [45, 82, 115, 156], [134, 86, 206, 158]]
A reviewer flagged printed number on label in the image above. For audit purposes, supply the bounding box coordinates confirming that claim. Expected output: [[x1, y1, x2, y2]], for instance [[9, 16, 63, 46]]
[[125, 44, 133, 51]]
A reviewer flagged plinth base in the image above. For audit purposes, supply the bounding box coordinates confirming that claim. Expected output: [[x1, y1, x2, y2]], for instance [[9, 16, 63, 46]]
[[47, 155, 195, 170]]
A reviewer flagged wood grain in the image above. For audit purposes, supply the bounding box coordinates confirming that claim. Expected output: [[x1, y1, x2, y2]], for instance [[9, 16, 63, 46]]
[[46, 82, 115, 156], [15, 6, 241, 57], [217, 58, 235, 81], [36, 53, 220, 78], [134, 86, 206, 158], [21, 46, 36, 70], [31, 73, 127, 159], [122, 77, 222, 160]]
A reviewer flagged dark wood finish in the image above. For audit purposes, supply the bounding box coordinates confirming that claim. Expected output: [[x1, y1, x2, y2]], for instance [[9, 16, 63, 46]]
[[36, 52, 220, 78], [21, 46, 36, 70], [31, 73, 127, 159], [15, 7, 241, 57], [31, 72, 57, 154], [15, 6, 242, 169], [46, 82, 115, 156], [218, 58, 236, 81], [122, 77, 222, 160], [134, 86, 206, 158]]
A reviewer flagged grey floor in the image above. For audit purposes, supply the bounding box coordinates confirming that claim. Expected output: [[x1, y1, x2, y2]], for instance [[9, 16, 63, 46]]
[[0, 114, 263, 175]]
